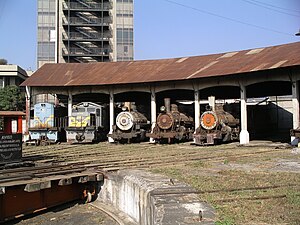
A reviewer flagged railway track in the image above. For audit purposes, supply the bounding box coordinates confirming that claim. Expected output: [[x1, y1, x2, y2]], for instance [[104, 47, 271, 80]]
[[22, 142, 289, 171], [3, 141, 298, 224]]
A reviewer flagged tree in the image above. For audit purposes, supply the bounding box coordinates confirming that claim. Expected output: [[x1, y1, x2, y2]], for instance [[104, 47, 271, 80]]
[[0, 86, 25, 111], [0, 58, 8, 65]]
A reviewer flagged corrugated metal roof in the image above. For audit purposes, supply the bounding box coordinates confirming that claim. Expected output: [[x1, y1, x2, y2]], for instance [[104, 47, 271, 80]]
[[21, 41, 300, 87]]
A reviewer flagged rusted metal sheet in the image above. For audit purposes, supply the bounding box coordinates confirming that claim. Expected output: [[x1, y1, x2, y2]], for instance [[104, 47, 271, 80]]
[[1, 182, 84, 222], [0, 163, 104, 223], [21, 42, 300, 87]]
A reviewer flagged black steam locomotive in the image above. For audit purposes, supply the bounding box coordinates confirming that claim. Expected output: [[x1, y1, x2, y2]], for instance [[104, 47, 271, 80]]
[[147, 98, 194, 143], [194, 103, 240, 145], [108, 102, 151, 143]]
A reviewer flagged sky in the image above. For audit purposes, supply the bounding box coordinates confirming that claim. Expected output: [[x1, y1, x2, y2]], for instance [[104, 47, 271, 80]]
[[0, 0, 299, 71]]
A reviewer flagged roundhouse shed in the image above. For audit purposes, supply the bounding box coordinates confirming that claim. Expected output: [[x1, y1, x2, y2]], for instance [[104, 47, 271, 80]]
[[21, 41, 300, 144]]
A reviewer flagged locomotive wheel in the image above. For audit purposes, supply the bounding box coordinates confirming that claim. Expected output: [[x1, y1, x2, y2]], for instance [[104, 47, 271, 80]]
[[140, 129, 146, 141], [40, 140, 50, 146], [35, 140, 40, 146], [177, 126, 186, 141]]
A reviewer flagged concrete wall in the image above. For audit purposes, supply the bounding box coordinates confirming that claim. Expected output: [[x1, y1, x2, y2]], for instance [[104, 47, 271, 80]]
[[98, 169, 214, 225]]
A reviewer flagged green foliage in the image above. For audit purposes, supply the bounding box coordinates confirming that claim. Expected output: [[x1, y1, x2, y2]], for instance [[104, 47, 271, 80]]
[[0, 85, 25, 111], [287, 190, 300, 206], [215, 217, 235, 225], [0, 58, 8, 65], [223, 159, 229, 164]]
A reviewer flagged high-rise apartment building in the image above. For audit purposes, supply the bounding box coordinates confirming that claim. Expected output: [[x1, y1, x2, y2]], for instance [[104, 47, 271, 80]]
[[37, 0, 133, 68]]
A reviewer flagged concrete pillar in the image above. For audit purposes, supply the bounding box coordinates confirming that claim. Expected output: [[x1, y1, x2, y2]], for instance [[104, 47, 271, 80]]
[[108, 90, 115, 143], [68, 91, 72, 117], [67, 91, 73, 129], [194, 90, 200, 143], [25, 86, 31, 138], [291, 81, 299, 145], [150, 87, 156, 143], [240, 85, 249, 144], [194, 90, 200, 131]]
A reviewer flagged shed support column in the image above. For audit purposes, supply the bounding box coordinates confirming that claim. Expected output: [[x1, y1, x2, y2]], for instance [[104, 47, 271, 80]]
[[24, 86, 31, 141], [240, 85, 249, 144], [194, 90, 200, 142], [68, 92, 72, 118], [108, 91, 115, 143], [291, 81, 299, 145], [150, 88, 156, 143]]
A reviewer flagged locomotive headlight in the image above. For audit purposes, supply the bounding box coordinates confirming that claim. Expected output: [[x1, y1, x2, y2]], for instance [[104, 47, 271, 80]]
[[160, 106, 166, 112]]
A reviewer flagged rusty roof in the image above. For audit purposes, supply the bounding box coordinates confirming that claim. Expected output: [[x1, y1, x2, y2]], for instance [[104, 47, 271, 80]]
[[21, 42, 300, 87], [0, 111, 26, 117]]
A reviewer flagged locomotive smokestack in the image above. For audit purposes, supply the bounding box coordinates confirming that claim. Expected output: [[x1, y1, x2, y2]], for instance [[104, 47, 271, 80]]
[[208, 96, 215, 111], [124, 102, 131, 111], [164, 98, 171, 113]]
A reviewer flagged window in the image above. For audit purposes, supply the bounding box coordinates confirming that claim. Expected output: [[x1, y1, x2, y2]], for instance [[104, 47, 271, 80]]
[[87, 108, 96, 113], [124, 46, 128, 55], [37, 42, 55, 60], [4, 77, 10, 86], [72, 108, 85, 113], [116, 28, 133, 44]]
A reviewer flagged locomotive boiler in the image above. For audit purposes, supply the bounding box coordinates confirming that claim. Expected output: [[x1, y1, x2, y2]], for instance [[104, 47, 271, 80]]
[[194, 101, 240, 145], [65, 102, 107, 144], [147, 98, 194, 143], [108, 102, 150, 143], [28, 102, 67, 145]]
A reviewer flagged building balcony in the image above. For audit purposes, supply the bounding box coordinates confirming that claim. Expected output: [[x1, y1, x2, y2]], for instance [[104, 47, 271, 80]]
[[62, 17, 112, 26], [62, 2, 112, 11], [62, 47, 111, 56], [62, 31, 112, 41]]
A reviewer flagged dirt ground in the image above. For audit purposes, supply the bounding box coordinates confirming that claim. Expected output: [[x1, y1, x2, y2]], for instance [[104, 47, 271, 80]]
[[5, 201, 118, 225], [19, 141, 300, 225]]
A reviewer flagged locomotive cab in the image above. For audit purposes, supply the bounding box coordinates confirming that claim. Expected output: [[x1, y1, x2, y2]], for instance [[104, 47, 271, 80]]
[[66, 102, 107, 144]]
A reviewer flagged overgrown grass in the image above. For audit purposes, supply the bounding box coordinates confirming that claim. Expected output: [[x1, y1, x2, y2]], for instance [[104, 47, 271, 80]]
[[151, 149, 300, 225]]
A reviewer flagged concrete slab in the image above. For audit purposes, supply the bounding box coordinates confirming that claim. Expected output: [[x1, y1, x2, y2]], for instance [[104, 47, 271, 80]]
[[97, 169, 215, 225]]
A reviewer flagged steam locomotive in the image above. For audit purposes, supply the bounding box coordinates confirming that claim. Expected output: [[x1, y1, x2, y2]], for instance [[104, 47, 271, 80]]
[[28, 102, 67, 145], [147, 98, 194, 143], [194, 102, 240, 145], [108, 102, 151, 143], [65, 102, 108, 144]]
